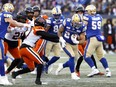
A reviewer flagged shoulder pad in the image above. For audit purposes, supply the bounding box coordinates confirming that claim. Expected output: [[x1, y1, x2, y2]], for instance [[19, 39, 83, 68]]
[[62, 19, 66, 26], [66, 18, 71, 22], [4, 14, 12, 18], [83, 16, 89, 21]]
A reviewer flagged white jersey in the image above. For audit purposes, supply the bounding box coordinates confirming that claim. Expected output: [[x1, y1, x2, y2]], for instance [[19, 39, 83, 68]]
[[5, 27, 28, 41], [22, 26, 44, 47]]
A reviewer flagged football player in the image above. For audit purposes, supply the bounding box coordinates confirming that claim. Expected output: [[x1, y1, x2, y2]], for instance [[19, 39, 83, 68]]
[[55, 14, 86, 80], [83, 5, 111, 77], [11, 16, 59, 84], [4, 11, 28, 74], [44, 7, 64, 73], [74, 4, 104, 77], [0, 3, 29, 85]]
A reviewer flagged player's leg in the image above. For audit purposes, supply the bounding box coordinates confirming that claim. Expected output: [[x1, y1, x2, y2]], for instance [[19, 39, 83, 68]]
[[56, 43, 80, 80], [0, 40, 5, 77], [46, 43, 60, 69], [96, 42, 111, 77], [44, 41, 54, 73], [84, 37, 99, 77], [0, 40, 12, 85], [6, 47, 21, 74], [12, 56, 35, 80], [35, 64, 43, 85], [75, 44, 84, 76]]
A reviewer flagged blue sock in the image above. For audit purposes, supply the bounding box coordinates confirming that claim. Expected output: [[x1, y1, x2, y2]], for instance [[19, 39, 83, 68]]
[[100, 58, 108, 69], [47, 56, 60, 67], [0, 60, 5, 76], [68, 57, 75, 73], [63, 61, 69, 68], [84, 57, 95, 68]]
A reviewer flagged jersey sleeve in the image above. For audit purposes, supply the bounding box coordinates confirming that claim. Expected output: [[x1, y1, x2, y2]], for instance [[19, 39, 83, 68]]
[[46, 18, 52, 26], [33, 26, 45, 35], [3, 12, 12, 18], [83, 14, 89, 22]]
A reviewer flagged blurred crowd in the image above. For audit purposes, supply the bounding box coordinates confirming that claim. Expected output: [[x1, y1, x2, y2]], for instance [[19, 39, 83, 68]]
[[0, 0, 116, 16]]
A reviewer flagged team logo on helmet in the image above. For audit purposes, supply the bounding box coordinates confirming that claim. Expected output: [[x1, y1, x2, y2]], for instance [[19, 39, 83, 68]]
[[72, 14, 83, 28]]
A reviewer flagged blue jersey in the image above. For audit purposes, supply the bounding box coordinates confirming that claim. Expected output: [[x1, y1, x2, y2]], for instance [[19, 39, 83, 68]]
[[83, 14, 102, 39], [46, 15, 64, 35], [62, 18, 86, 45], [0, 11, 12, 39]]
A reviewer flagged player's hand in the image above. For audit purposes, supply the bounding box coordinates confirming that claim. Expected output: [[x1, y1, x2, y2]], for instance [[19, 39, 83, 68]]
[[59, 37, 66, 48], [23, 24, 31, 28]]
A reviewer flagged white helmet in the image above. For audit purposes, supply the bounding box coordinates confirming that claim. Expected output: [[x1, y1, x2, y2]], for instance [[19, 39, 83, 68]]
[[85, 4, 96, 15], [72, 14, 83, 28], [51, 7, 62, 19], [2, 3, 14, 12]]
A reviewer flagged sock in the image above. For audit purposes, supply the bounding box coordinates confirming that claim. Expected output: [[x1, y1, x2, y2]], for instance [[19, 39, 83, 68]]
[[15, 67, 31, 76], [68, 57, 75, 73], [17, 58, 24, 69], [0, 60, 5, 76], [47, 56, 60, 67], [42, 55, 49, 62], [7, 59, 21, 73], [36, 64, 43, 80], [100, 58, 108, 69], [91, 55, 97, 68], [84, 57, 95, 68], [63, 61, 69, 68], [75, 56, 83, 72]]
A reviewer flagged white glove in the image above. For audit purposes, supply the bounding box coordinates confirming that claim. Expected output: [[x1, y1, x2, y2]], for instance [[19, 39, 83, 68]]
[[59, 37, 66, 48], [71, 34, 79, 44], [23, 24, 31, 28]]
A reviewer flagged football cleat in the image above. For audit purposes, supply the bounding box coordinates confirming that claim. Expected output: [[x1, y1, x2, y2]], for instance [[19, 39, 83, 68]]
[[35, 78, 42, 85], [55, 63, 63, 75], [105, 70, 111, 77], [87, 69, 99, 77], [0, 75, 12, 86], [71, 72, 80, 80]]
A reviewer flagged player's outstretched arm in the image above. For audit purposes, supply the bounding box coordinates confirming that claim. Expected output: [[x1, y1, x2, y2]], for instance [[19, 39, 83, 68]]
[[36, 31, 59, 42], [5, 17, 28, 27]]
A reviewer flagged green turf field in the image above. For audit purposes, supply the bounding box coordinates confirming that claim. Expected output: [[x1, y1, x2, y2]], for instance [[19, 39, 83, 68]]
[[3, 53, 116, 87]]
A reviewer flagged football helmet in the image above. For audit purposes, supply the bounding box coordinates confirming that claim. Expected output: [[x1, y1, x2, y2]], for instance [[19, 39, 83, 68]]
[[25, 7, 34, 20], [25, 7, 34, 13], [72, 14, 83, 28], [52, 7, 62, 20], [85, 5, 96, 15], [34, 16, 46, 27], [74, 4, 85, 13], [33, 6, 41, 12], [2, 3, 14, 12], [16, 11, 27, 23]]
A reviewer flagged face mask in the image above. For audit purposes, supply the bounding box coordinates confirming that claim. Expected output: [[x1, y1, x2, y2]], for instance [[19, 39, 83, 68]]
[[72, 22, 83, 29]]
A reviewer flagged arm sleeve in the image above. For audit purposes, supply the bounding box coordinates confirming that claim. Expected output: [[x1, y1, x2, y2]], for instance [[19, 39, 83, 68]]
[[36, 31, 59, 42]]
